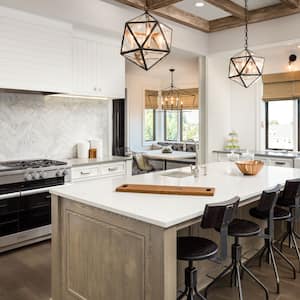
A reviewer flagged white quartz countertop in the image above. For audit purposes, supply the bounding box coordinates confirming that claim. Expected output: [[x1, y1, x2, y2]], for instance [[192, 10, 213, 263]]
[[50, 162, 300, 228], [68, 156, 132, 167], [143, 150, 196, 160]]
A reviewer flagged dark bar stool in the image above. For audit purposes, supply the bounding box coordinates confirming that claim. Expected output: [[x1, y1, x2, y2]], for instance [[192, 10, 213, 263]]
[[276, 179, 300, 270], [205, 202, 270, 300], [249, 185, 296, 294], [177, 196, 240, 300]]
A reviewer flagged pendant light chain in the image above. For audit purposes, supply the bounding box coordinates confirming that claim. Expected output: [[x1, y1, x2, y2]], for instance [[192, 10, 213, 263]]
[[244, 0, 248, 50], [228, 0, 265, 88]]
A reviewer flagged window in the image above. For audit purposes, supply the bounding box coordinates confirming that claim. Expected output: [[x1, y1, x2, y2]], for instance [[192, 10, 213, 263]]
[[181, 110, 199, 141], [144, 109, 155, 141], [266, 100, 298, 150], [165, 110, 179, 141]]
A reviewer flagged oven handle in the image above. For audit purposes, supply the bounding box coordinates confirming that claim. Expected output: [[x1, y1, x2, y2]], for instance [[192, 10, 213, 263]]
[[21, 187, 51, 196], [0, 192, 20, 200]]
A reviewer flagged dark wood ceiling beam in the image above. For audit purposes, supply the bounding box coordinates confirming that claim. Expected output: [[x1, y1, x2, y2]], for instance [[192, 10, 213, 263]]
[[205, 0, 246, 19], [210, 3, 300, 32], [281, 0, 299, 8], [147, 0, 183, 10], [112, 0, 210, 32]]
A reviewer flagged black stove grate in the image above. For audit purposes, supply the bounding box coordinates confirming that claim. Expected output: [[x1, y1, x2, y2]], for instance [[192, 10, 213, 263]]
[[0, 159, 66, 169]]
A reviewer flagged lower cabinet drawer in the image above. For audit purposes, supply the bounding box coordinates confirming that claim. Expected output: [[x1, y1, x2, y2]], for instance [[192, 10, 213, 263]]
[[72, 166, 100, 181], [101, 163, 125, 176], [269, 159, 294, 168]]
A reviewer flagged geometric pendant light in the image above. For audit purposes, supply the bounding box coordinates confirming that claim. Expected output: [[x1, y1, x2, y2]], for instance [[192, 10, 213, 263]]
[[228, 0, 265, 88], [120, 11, 172, 71]]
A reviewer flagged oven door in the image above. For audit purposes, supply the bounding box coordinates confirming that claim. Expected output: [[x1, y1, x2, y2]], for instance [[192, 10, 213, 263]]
[[0, 192, 21, 237], [20, 188, 51, 231]]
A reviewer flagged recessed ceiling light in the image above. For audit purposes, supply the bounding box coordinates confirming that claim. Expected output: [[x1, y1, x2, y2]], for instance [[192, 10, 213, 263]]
[[195, 2, 205, 7], [297, 45, 300, 49]]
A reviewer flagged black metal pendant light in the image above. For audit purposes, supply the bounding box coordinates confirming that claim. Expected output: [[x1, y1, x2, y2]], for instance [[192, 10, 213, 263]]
[[229, 0, 265, 88], [120, 8, 172, 71]]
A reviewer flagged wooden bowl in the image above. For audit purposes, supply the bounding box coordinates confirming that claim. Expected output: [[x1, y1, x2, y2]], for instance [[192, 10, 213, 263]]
[[235, 160, 264, 176]]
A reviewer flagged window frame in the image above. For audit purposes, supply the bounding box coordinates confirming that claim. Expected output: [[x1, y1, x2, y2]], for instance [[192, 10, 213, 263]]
[[144, 109, 156, 142], [265, 99, 299, 151], [164, 110, 180, 141]]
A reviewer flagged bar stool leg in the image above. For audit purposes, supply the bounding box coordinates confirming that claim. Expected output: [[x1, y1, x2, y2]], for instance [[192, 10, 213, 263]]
[[239, 263, 269, 300], [290, 231, 300, 271], [269, 243, 280, 294], [273, 245, 297, 279], [279, 231, 289, 252], [204, 263, 234, 297], [235, 265, 243, 300]]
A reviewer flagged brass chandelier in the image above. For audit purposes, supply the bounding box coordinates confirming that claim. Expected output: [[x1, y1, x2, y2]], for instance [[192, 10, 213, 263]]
[[160, 69, 183, 110], [228, 0, 265, 88]]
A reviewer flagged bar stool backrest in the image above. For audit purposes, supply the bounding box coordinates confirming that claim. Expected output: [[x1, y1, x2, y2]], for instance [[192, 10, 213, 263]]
[[201, 196, 240, 260], [281, 179, 300, 207], [257, 185, 281, 215], [201, 197, 240, 230]]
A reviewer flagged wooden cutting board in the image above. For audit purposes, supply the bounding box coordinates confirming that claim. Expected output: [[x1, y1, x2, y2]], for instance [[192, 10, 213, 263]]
[[116, 184, 215, 196]]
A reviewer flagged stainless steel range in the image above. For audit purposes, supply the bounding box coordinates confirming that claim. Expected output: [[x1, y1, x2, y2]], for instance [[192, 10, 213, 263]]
[[0, 159, 70, 252]]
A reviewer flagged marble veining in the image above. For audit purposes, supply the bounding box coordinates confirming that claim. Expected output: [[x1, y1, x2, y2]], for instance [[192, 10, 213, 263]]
[[0, 92, 109, 161]]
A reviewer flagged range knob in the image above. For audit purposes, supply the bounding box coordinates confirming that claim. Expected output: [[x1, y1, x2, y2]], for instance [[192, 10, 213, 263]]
[[63, 169, 69, 176], [24, 173, 33, 181], [32, 172, 40, 180], [39, 171, 46, 179], [56, 170, 64, 177]]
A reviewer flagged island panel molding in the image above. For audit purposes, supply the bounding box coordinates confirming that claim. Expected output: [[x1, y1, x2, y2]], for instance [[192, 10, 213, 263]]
[[52, 196, 177, 300]]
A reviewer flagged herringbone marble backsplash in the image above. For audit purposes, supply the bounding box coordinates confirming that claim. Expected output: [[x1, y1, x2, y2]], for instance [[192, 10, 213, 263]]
[[0, 92, 109, 161]]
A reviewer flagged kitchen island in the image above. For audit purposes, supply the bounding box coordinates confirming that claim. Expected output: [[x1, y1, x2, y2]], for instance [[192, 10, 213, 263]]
[[50, 162, 300, 300]]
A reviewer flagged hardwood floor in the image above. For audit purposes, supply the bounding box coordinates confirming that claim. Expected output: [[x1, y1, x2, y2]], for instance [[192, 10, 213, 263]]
[[0, 241, 299, 299], [0, 241, 51, 300]]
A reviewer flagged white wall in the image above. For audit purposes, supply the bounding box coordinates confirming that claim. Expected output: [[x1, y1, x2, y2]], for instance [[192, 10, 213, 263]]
[[126, 50, 200, 152], [206, 43, 300, 161], [0, 0, 208, 56]]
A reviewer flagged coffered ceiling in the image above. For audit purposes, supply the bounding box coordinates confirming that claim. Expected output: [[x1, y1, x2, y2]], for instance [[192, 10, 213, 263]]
[[111, 0, 300, 32]]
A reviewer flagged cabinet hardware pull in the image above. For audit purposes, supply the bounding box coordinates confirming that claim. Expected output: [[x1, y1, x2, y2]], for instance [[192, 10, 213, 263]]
[[108, 167, 118, 172], [275, 162, 286, 165], [80, 171, 91, 175]]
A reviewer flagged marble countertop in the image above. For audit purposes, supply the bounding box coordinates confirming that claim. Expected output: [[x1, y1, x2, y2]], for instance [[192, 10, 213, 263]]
[[213, 150, 300, 159], [50, 162, 300, 228], [68, 156, 132, 167]]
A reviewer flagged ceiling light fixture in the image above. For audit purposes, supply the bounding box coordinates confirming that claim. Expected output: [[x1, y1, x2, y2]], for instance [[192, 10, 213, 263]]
[[195, 2, 205, 7], [120, 7, 172, 71], [288, 54, 297, 71], [228, 0, 265, 88]]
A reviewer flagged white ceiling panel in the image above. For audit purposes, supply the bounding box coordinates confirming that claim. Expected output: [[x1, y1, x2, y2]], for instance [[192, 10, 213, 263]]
[[231, 0, 281, 10], [175, 1, 231, 20]]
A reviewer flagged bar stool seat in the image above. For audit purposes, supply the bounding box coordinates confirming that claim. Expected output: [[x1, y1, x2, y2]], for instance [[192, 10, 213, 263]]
[[176, 197, 240, 300], [249, 206, 291, 221], [228, 218, 261, 237], [177, 237, 218, 261]]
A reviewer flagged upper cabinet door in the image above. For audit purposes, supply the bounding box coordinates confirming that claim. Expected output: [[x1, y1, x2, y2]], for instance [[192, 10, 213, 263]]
[[73, 38, 98, 95], [72, 35, 125, 99], [0, 7, 72, 93], [98, 43, 125, 99]]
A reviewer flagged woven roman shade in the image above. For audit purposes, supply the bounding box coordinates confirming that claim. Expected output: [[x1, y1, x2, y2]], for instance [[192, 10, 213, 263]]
[[145, 90, 159, 109], [263, 71, 300, 101]]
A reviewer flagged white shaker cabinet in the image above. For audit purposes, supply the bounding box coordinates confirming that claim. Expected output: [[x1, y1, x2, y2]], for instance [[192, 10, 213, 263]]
[[0, 7, 72, 93], [72, 37, 125, 98]]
